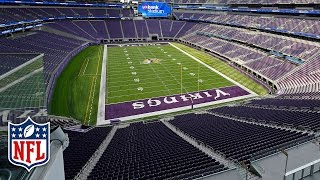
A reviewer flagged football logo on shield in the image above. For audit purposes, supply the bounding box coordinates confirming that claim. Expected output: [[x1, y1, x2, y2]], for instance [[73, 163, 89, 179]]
[[8, 117, 50, 171]]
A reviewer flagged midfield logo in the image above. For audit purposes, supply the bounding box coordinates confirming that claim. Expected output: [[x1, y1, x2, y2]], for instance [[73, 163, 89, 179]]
[[8, 117, 50, 171]]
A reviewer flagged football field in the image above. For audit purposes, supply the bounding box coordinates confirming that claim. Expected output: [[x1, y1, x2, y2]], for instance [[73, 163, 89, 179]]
[[106, 43, 234, 104], [50, 42, 266, 125]]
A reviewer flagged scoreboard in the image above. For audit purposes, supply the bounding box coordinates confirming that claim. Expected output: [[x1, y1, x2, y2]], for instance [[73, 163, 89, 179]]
[[138, 2, 172, 18]]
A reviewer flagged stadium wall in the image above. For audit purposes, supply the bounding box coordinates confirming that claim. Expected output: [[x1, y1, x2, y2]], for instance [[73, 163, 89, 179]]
[[47, 43, 90, 104]]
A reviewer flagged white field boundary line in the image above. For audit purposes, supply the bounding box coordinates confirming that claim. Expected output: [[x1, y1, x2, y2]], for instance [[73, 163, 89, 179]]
[[0, 54, 43, 81], [86, 76, 98, 125], [169, 43, 258, 96], [102, 94, 255, 124], [96, 44, 107, 126], [86, 46, 103, 124], [0, 68, 43, 93]]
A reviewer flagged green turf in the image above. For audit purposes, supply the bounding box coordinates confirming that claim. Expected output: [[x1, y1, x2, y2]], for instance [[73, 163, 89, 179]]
[[49, 45, 103, 125], [49, 42, 267, 125], [107, 44, 234, 104], [171, 43, 268, 96]]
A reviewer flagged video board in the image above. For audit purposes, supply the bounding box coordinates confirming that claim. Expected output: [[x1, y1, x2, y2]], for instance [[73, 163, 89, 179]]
[[138, 2, 172, 18]]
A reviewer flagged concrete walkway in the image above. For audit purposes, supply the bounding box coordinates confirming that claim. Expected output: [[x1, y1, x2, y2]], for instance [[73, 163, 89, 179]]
[[254, 141, 320, 180], [96, 44, 107, 126]]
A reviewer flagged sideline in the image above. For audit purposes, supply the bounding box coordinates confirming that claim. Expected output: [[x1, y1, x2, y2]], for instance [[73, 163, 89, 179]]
[[96, 45, 107, 125]]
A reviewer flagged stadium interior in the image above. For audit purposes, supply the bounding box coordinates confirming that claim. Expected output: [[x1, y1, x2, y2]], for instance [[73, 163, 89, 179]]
[[0, 0, 320, 179]]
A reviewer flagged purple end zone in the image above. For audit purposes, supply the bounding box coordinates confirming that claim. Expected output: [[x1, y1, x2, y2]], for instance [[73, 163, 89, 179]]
[[105, 85, 250, 120]]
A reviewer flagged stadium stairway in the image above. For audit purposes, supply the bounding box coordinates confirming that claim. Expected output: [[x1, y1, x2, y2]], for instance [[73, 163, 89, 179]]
[[161, 119, 261, 180], [119, 21, 125, 39], [174, 21, 186, 39], [71, 21, 97, 41], [161, 119, 235, 168], [208, 110, 313, 135], [74, 126, 118, 180]]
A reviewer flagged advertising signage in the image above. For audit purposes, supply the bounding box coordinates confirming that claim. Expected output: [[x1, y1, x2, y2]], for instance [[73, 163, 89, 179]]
[[138, 2, 172, 18]]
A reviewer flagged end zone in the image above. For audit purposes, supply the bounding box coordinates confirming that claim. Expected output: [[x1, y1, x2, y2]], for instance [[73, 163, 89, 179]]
[[103, 85, 255, 124]]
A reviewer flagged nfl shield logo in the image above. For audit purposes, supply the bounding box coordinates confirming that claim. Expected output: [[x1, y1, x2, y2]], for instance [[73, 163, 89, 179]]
[[8, 117, 50, 172]]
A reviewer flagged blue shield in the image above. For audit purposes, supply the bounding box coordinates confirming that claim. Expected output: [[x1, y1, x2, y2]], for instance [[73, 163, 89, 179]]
[[8, 117, 50, 172]]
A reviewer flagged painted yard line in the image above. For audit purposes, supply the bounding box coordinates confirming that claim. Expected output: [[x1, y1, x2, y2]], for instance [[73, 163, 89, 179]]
[[96, 46, 102, 76], [97, 44, 107, 125], [84, 76, 95, 124], [106, 85, 236, 105], [79, 74, 102, 77], [78, 58, 86, 76], [169, 43, 257, 96], [109, 80, 231, 92], [78, 58, 89, 76], [108, 57, 200, 62], [135, 45, 173, 95], [108, 61, 210, 70], [88, 76, 98, 125], [87, 47, 103, 124], [85, 46, 103, 125], [107, 67, 215, 75], [107, 81, 229, 94], [107, 74, 227, 84], [82, 58, 92, 76], [107, 75, 217, 83], [82, 58, 90, 75], [107, 64, 213, 72]]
